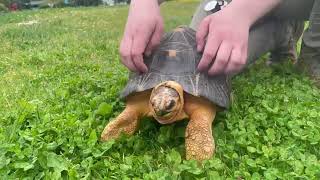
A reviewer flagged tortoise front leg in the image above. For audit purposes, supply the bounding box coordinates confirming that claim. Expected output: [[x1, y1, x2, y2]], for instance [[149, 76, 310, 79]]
[[101, 92, 151, 141], [184, 94, 217, 161]]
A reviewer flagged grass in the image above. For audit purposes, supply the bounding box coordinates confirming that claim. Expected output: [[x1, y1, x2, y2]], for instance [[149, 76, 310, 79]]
[[0, 2, 319, 179]]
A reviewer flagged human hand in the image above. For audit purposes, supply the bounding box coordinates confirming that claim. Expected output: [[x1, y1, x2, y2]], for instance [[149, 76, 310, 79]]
[[120, 0, 164, 73], [196, 9, 250, 75]]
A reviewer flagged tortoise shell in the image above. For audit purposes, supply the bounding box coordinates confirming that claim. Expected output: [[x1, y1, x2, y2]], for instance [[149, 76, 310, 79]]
[[121, 26, 231, 108]]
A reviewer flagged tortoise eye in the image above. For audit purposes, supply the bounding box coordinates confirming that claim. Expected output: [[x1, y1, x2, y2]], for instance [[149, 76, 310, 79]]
[[166, 100, 176, 110]]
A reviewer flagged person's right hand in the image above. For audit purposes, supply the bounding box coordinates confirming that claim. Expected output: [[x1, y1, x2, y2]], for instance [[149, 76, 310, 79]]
[[120, 0, 164, 73]]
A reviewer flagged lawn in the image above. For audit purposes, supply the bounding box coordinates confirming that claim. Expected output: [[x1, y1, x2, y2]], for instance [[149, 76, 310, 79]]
[[0, 2, 319, 179]]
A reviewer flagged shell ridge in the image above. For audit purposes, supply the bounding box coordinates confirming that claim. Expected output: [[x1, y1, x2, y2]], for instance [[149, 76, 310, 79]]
[[195, 73, 200, 96], [188, 75, 196, 95], [180, 31, 190, 46], [185, 29, 196, 42]]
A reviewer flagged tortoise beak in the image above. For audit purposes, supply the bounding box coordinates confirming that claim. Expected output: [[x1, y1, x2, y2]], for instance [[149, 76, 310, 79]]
[[156, 118, 176, 125], [155, 110, 171, 117]]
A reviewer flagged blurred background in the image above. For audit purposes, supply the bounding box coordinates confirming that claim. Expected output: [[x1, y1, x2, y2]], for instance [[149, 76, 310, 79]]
[[0, 0, 131, 11]]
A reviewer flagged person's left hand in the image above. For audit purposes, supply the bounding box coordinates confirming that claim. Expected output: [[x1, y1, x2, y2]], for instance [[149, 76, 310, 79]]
[[196, 9, 250, 75]]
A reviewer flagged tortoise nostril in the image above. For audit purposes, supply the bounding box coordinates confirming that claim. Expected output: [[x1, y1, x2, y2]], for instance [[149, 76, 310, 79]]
[[166, 100, 176, 110]]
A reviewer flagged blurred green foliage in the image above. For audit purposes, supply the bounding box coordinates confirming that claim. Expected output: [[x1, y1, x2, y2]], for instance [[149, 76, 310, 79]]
[[0, 2, 8, 11]]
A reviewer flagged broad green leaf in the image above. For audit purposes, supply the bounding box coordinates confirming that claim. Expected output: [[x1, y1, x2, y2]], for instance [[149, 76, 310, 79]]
[[95, 103, 112, 116], [13, 162, 34, 171], [47, 152, 68, 173], [207, 171, 221, 180], [87, 129, 97, 147], [166, 149, 181, 165]]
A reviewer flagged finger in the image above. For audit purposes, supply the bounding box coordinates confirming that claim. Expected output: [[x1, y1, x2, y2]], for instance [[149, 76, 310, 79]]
[[236, 45, 248, 74], [196, 17, 210, 52], [131, 31, 151, 73], [145, 19, 164, 56], [224, 47, 244, 75], [208, 42, 232, 75], [119, 36, 137, 72], [197, 33, 221, 71], [238, 45, 248, 74], [132, 54, 148, 73]]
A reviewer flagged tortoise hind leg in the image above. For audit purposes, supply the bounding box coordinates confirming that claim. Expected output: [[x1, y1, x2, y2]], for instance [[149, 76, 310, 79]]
[[184, 94, 217, 161], [101, 91, 151, 141]]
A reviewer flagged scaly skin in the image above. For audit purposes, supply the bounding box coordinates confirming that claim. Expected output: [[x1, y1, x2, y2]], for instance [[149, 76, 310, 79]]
[[101, 81, 217, 161], [100, 91, 151, 141], [184, 93, 216, 161]]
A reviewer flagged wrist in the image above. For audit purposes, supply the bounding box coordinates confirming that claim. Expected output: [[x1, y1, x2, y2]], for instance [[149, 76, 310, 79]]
[[130, 0, 160, 14], [131, 0, 159, 6]]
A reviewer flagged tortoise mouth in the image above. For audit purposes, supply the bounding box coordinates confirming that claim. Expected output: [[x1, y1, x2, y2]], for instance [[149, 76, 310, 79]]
[[156, 118, 177, 125], [155, 109, 172, 117]]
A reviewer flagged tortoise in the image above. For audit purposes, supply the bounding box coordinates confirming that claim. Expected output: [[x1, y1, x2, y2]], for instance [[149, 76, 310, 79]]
[[100, 26, 231, 161]]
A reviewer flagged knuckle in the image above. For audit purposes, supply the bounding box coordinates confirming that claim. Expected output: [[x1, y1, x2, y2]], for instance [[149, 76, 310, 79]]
[[131, 53, 140, 59], [214, 29, 228, 37], [133, 55, 143, 62], [131, 49, 144, 57], [216, 57, 229, 64], [203, 52, 214, 59]]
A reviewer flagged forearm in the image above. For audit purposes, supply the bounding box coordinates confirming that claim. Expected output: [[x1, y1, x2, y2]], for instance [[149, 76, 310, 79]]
[[130, 0, 160, 8], [223, 0, 282, 26], [130, 0, 163, 6]]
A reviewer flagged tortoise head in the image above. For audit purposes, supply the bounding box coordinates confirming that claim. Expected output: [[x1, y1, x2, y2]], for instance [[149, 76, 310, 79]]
[[149, 81, 184, 124]]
